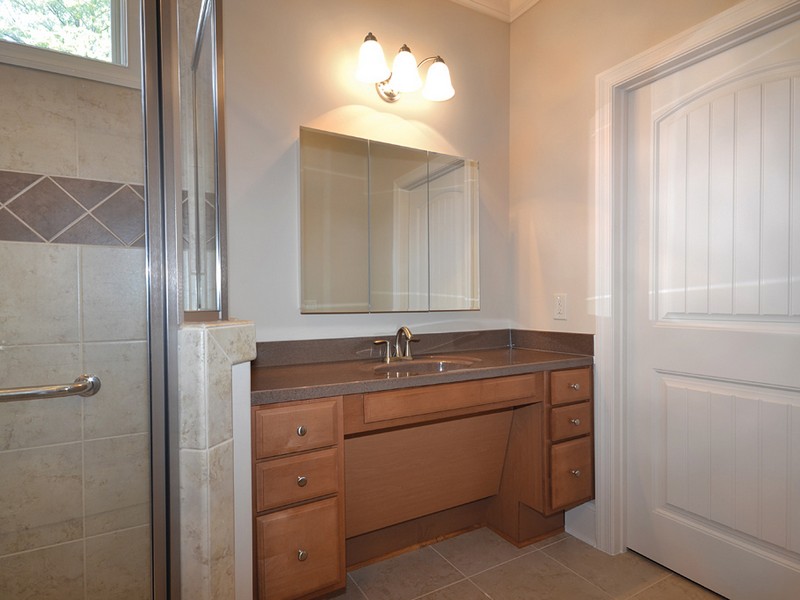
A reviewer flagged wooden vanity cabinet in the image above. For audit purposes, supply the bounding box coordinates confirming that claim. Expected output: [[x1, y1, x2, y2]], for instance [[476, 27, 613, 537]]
[[544, 367, 594, 513], [252, 397, 346, 600]]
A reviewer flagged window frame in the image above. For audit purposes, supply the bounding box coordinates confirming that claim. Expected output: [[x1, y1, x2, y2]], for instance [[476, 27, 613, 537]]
[[0, 0, 140, 88]]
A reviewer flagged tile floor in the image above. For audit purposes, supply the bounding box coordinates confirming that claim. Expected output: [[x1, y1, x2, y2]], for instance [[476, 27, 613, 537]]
[[340, 528, 725, 600]]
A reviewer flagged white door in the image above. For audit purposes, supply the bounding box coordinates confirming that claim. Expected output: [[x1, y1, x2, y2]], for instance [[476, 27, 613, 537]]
[[626, 13, 800, 600]]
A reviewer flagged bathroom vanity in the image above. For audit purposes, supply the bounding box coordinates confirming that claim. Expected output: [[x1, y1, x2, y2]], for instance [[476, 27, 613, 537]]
[[250, 334, 594, 600]]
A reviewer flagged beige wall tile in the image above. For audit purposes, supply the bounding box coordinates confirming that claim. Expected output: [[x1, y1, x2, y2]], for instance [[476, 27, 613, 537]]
[[180, 448, 211, 600], [178, 327, 207, 450], [0, 65, 78, 176], [0, 443, 83, 554], [206, 334, 233, 447], [85, 526, 151, 600], [84, 433, 150, 536], [209, 439, 235, 599], [0, 541, 84, 600], [0, 242, 80, 344], [83, 341, 149, 439], [206, 321, 257, 364], [76, 80, 143, 144], [78, 129, 144, 184], [0, 343, 81, 450], [80, 246, 146, 342]]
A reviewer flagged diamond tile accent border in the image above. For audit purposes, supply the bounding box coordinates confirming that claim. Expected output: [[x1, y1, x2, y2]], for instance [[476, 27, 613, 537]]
[[0, 170, 145, 247]]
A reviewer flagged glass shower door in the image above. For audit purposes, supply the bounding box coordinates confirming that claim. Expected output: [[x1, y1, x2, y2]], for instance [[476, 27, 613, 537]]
[[0, 16, 154, 600]]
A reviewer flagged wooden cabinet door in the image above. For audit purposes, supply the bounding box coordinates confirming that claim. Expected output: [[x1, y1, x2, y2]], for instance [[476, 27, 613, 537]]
[[256, 497, 343, 600]]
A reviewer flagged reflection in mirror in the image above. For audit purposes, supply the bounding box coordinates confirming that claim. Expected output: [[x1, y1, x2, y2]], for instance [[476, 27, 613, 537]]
[[299, 128, 480, 313], [300, 128, 370, 312], [429, 153, 479, 310], [369, 141, 429, 312], [180, 0, 224, 315]]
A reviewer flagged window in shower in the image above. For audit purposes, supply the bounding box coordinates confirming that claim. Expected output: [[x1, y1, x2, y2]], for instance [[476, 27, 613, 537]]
[[0, 0, 140, 87]]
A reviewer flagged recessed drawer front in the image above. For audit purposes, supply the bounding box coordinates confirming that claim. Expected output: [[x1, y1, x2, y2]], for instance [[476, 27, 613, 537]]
[[550, 368, 592, 406], [363, 374, 540, 423], [256, 497, 342, 600], [550, 402, 592, 442], [254, 399, 338, 459], [550, 436, 593, 510], [255, 448, 339, 513]]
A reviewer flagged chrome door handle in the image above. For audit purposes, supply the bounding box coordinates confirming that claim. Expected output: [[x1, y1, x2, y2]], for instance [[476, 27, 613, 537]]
[[0, 375, 101, 403]]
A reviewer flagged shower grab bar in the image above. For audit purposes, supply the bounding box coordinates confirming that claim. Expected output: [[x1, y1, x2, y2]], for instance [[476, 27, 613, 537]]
[[0, 374, 101, 403]]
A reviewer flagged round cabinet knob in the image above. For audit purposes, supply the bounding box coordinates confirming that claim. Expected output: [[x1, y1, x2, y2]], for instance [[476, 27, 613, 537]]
[[570, 469, 582, 477], [297, 476, 308, 488], [296, 425, 307, 437], [297, 549, 308, 562], [568, 383, 581, 390], [569, 418, 581, 426]]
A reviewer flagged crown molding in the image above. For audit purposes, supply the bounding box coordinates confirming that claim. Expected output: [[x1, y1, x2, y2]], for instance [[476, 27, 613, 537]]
[[448, 0, 542, 22]]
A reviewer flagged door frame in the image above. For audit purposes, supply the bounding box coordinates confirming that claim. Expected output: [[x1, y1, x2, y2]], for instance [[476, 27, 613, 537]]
[[593, 0, 800, 555]]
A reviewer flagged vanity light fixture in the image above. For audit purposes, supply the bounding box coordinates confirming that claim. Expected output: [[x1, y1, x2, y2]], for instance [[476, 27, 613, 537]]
[[356, 32, 455, 103]]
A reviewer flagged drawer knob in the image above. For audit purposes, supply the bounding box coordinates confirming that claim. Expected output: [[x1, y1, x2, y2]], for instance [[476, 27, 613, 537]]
[[297, 476, 308, 487], [297, 549, 308, 561], [569, 418, 581, 426], [296, 425, 307, 437], [570, 469, 582, 478], [568, 383, 581, 390]]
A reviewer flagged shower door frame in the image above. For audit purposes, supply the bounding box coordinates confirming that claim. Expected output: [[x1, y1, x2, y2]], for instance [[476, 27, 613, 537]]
[[142, 0, 183, 597]]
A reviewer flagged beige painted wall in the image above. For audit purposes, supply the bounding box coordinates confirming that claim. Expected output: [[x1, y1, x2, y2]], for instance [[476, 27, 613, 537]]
[[509, 0, 744, 334], [224, 0, 511, 341]]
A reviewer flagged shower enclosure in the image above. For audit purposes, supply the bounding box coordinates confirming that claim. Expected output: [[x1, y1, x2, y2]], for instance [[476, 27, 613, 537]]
[[0, 0, 179, 598]]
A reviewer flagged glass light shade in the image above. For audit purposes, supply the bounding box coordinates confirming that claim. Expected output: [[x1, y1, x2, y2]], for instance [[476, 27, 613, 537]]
[[390, 45, 422, 92], [422, 58, 455, 101], [357, 34, 390, 83]]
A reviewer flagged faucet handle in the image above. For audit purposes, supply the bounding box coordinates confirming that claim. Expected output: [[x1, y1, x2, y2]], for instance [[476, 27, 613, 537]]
[[405, 336, 420, 359], [373, 339, 392, 363]]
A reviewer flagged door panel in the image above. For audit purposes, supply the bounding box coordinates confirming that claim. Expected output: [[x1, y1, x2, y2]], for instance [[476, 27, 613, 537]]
[[626, 14, 800, 600]]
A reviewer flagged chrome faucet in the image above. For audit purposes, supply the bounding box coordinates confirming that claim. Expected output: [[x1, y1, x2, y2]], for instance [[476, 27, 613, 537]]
[[395, 326, 416, 360], [373, 326, 418, 362]]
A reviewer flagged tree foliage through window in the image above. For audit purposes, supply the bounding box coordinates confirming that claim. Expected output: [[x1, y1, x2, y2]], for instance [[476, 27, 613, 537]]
[[0, 0, 116, 63]]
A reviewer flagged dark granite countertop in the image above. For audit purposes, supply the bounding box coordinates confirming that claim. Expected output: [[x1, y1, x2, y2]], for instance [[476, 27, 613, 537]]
[[251, 347, 594, 405]]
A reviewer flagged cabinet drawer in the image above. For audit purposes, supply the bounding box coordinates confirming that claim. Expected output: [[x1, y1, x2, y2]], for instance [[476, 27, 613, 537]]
[[254, 399, 338, 459], [550, 368, 592, 406], [550, 436, 593, 510], [550, 402, 592, 441], [256, 497, 343, 600], [255, 448, 339, 513]]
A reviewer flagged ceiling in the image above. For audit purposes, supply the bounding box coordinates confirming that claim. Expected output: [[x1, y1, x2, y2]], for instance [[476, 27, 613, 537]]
[[448, 0, 542, 22]]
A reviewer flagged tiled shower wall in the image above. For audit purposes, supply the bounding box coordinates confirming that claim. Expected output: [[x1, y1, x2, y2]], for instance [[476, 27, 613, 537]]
[[0, 63, 151, 598], [0, 242, 151, 599]]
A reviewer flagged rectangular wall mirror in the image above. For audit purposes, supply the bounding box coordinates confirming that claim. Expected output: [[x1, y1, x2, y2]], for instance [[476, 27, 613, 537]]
[[300, 127, 480, 313]]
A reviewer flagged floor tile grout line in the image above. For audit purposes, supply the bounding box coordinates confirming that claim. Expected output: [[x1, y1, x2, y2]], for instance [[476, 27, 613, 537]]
[[457, 537, 564, 580], [409, 577, 470, 600], [346, 573, 370, 600], [428, 544, 470, 579], [539, 549, 615, 599], [623, 572, 674, 599], [467, 574, 497, 600]]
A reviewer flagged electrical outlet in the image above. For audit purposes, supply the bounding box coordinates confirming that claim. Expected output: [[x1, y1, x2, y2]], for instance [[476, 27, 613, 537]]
[[554, 293, 567, 320]]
